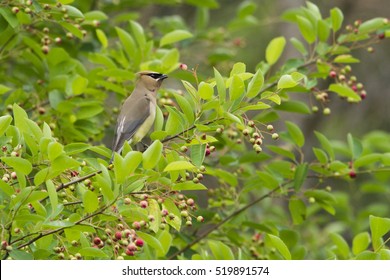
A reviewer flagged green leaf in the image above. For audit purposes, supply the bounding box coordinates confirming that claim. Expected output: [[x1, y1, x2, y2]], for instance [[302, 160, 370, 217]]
[[84, 11, 108, 21], [1, 157, 32, 175], [275, 100, 311, 114], [313, 147, 328, 164], [286, 121, 305, 147], [79, 247, 109, 259], [174, 93, 195, 124], [142, 140, 163, 169], [165, 106, 186, 136], [277, 74, 298, 89], [160, 30, 193, 47], [246, 68, 264, 98], [198, 81, 214, 100], [0, 7, 19, 28], [261, 91, 281, 105], [96, 29, 108, 48], [359, 18, 387, 34], [314, 131, 335, 161], [64, 5, 84, 18], [48, 142, 64, 161], [352, 232, 371, 255], [130, 20, 146, 48], [265, 234, 292, 260], [64, 143, 90, 155], [347, 133, 363, 160], [162, 198, 181, 231], [164, 161, 195, 172], [333, 54, 360, 63], [148, 199, 161, 233], [240, 102, 270, 112], [267, 145, 296, 161], [158, 230, 172, 257], [354, 153, 382, 168], [208, 240, 235, 260], [330, 233, 349, 259], [69, 75, 88, 95], [0, 84, 11, 95], [288, 197, 306, 225], [296, 15, 316, 44], [59, 21, 83, 39], [230, 62, 246, 76], [257, 171, 279, 189], [115, 27, 137, 62], [317, 19, 331, 42], [329, 84, 361, 101], [290, 37, 308, 56], [330, 7, 344, 32], [115, 151, 143, 184], [46, 180, 58, 211], [369, 215, 390, 251], [137, 231, 164, 253], [83, 190, 99, 214], [190, 144, 206, 167], [214, 67, 226, 104], [293, 163, 308, 191], [172, 181, 207, 191], [265, 36, 286, 66], [0, 115, 12, 136], [229, 75, 245, 101]]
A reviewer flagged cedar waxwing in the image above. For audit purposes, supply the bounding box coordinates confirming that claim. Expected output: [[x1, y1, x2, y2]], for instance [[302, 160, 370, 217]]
[[110, 71, 168, 163]]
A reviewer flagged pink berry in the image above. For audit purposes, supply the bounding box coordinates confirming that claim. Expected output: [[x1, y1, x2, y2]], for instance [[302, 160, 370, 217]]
[[329, 71, 337, 78], [93, 237, 101, 245], [179, 63, 188, 70], [135, 238, 144, 247], [114, 231, 122, 240], [125, 249, 135, 256], [139, 200, 148, 208]]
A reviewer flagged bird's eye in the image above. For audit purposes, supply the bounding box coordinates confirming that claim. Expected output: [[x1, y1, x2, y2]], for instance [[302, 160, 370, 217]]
[[148, 73, 162, 79]]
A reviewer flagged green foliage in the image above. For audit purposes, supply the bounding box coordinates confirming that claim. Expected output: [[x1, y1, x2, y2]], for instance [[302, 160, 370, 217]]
[[0, 0, 389, 260]]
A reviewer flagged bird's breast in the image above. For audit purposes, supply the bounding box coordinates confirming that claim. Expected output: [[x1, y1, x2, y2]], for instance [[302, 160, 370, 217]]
[[132, 101, 156, 143]]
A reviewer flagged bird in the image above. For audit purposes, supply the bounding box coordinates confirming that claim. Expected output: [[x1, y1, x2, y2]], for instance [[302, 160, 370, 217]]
[[110, 71, 168, 163]]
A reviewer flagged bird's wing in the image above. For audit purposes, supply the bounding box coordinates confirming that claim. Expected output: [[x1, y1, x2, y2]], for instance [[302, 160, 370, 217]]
[[112, 96, 150, 153]]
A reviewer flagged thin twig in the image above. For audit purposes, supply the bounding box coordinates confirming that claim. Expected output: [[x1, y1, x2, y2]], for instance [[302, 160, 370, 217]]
[[168, 185, 283, 259]]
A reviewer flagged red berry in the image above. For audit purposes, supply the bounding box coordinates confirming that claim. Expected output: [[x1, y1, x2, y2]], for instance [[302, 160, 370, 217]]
[[127, 243, 137, 252], [329, 71, 337, 78], [351, 85, 357, 92], [161, 209, 168, 216], [378, 33, 385, 40], [205, 148, 211, 156], [135, 238, 144, 247], [125, 249, 135, 256], [139, 200, 148, 208], [132, 221, 141, 230], [114, 231, 122, 240], [1, 241, 8, 249], [349, 170, 357, 179], [93, 237, 101, 245]]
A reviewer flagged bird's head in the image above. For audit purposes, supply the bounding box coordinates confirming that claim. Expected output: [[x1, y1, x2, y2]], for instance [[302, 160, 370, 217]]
[[137, 71, 168, 92]]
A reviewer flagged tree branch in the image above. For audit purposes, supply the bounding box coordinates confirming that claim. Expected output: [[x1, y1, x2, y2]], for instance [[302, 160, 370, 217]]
[[13, 197, 118, 252], [168, 185, 283, 259]]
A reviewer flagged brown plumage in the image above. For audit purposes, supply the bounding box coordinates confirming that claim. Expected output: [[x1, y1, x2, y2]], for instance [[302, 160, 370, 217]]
[[110, 71, 167, 163]]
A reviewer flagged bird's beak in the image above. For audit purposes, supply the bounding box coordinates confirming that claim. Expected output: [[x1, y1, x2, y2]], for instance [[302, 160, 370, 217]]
[[157, 74, 168, 81]]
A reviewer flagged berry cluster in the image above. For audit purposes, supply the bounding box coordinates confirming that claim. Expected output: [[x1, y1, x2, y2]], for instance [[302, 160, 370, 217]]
[[240, 120, 278, 153], [10, 1, 94, 55]]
